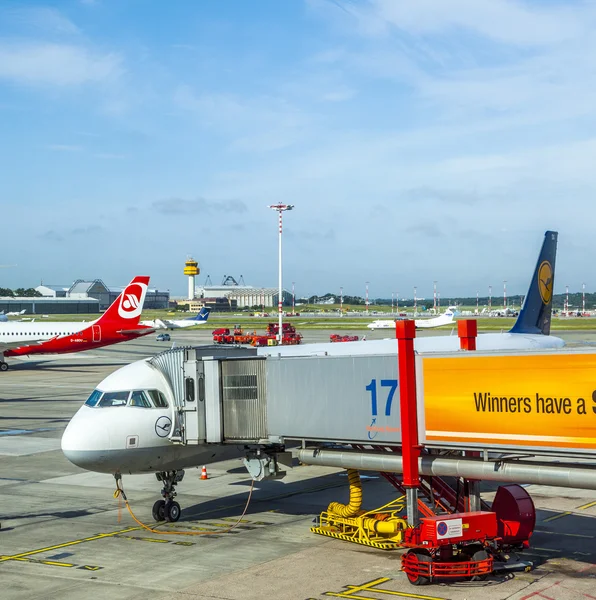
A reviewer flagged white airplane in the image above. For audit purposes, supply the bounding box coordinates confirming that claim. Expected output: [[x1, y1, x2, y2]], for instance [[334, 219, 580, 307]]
[[62, 232, 561, 522], [141, 307, 211, 330], [415, 306, 457, 329], [0, 276, 155, 371], [367, 307, 457, 330], [0, 309, 26, 323], [1, 309, 27, 316], [491, 307, 518, 317]]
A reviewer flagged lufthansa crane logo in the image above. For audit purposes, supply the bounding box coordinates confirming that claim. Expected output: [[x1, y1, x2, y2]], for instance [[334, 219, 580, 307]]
[[155, 416, 172, 438], [538, 261, 553, 305], [118, 282, 147, 319]]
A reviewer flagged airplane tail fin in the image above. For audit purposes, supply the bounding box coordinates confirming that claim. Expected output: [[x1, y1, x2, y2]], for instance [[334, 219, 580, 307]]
[[509, 231, 557, 335], [187, 306, 211, 322], [96, 276, 150, 325]]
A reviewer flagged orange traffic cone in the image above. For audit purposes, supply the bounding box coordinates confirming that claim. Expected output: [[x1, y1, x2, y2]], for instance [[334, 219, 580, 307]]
[[200, 465, 208, 480]]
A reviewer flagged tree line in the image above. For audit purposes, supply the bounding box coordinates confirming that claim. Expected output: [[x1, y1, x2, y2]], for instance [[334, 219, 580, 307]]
[[0, 288, 43, 298]]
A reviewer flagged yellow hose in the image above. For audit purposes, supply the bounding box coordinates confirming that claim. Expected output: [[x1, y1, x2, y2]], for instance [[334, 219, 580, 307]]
[[328, 469, 362, 517], [362, 518, 404, 535], [113, 480, 254, 536]]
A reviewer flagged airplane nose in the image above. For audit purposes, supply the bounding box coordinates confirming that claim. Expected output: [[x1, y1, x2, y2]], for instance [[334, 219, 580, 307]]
[[61, 407, 112, 472]]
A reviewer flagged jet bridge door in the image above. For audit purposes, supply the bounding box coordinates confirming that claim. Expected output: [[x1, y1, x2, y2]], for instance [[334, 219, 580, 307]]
[[181, 355, 207, 444], [149, 347, 206, 444]]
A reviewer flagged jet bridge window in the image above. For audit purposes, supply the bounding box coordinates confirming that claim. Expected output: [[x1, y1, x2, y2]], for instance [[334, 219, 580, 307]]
[[98, 391, 130, 407], [129, 390, 152, 408], [147, 389, 169, 408]]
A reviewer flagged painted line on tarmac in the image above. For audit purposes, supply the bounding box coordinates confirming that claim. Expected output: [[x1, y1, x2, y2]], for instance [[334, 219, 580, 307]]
[[542, 511, 571, 522], [319, 577, 447, 600], [535, 529, 593, 538], [0, 526, 140, 564], [10, 556, 103, 570], [115, 534, 196, 546], [578, 501, 596, 510]]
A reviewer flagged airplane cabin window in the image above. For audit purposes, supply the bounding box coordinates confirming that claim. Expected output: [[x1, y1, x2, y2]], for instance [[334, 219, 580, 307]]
[[148, 389, 169, 408], [129, 390, 152, 408], [98, 391, 130, 407], [85, 389, 103, 407]]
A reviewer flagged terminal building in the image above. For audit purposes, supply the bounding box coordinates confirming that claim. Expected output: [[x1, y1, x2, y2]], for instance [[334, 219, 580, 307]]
[[193, 276, 293, 309]]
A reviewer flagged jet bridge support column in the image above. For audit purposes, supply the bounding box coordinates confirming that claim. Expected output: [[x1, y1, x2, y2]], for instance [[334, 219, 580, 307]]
[[396, 320, 420, 527], [459, 320, 481, 512]]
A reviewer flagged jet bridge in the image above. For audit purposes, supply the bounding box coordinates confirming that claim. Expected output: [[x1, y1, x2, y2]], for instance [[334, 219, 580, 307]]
[[147, 344, 596, 472], [148, 345, 405, 449]]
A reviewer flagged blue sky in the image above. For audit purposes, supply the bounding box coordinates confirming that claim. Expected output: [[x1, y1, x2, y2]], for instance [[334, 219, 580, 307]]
[[2, 0, 596, 299]]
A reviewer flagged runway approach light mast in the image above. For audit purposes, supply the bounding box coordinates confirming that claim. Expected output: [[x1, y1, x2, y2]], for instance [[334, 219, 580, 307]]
[[184, 258, 200, 300]]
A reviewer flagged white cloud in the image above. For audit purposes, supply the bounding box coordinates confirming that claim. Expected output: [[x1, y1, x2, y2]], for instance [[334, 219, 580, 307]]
[[321, 87, 356, 102], [309, 0, 588, 46], [0, 42, 123, 86], [173, 86, 314, 152], [5, 6, 81, 36], [371, 0, 584, 46]]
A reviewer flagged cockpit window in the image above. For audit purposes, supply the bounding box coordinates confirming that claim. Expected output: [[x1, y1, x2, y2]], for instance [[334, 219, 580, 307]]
[[129, 390, 152, 408], [98, 391, 130, 407], [148, 389, 169, 408], [84, 389, 103, 407]]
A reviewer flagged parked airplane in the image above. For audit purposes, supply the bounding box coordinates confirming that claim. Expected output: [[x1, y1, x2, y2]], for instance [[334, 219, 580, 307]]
[[415, 307, 457, 329], [367, 307, 457, 330], [0, 276, 154, 371], [141, 307, 211, 330], [491, 307, 519, 317], [61, 232, 561, 521], [0, 309, 27, 317], [0, 309, 26, 323]]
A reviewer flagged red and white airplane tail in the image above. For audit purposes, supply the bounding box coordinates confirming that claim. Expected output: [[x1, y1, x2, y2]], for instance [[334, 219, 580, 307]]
[[97, 276, 150, 326]]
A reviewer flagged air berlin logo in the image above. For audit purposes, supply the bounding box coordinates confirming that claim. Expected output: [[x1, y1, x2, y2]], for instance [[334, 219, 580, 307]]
[[118, 283, 147, 319]]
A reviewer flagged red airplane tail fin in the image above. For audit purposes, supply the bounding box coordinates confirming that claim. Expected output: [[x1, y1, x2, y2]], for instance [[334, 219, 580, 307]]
[[97, 276, 150, 325]]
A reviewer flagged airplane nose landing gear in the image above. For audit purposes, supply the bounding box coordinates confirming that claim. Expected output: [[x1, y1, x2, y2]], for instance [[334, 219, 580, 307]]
[[154, 470, 185, 522]]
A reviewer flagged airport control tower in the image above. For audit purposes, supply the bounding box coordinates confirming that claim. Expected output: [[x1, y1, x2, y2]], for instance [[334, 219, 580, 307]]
[[184, 257, 200, 300]]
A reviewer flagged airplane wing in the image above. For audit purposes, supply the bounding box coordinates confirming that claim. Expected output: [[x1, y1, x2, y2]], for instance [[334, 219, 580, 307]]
[[0, 336, 60, 354], [117, 327, 157, 335]]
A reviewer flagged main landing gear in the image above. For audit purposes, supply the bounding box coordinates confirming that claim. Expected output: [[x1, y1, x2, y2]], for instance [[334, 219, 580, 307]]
[[0, 361, 8, 372], [152, 470, 185, 522]]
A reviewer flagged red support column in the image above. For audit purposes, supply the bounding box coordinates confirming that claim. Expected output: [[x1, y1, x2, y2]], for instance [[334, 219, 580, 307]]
[[457, 319, 481, 510], [396, 320, 420, 488], [458, 319, 477, 351]]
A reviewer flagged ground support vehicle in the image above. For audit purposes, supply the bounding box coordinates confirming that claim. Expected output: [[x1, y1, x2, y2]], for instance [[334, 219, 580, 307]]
[[330, 334, 359, 342]]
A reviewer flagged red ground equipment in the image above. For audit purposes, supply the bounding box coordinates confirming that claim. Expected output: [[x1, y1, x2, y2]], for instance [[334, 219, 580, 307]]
[[492, 484, 536, 548], [330, 334, 359, 342], [397, 320, 535, 585]]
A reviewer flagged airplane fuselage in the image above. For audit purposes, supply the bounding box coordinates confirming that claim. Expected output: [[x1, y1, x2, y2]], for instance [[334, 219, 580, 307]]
[[1, 321, 152, 357]]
